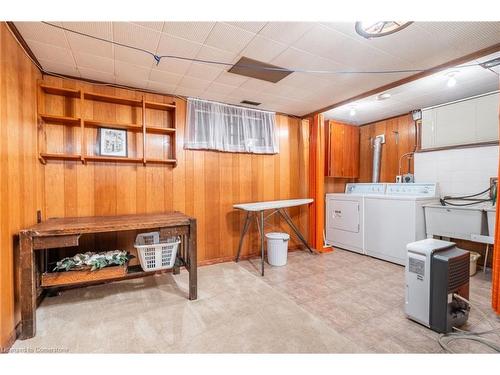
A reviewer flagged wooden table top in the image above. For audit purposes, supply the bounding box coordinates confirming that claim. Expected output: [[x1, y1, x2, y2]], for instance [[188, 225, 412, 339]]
[[21, 212, 193, 237]]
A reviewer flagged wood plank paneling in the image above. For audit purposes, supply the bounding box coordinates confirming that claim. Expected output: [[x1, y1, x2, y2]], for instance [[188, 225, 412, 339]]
[[38, 77, 310, 265], [0, 23, 42, 350], [358, 114, 416, 183]]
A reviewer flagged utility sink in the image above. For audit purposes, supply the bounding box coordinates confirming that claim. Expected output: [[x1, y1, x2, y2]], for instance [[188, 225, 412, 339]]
[[423, 203, 492, 241]]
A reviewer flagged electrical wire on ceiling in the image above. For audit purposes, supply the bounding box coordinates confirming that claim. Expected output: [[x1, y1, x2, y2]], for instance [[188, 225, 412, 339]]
[[41, 21, 490, 76]]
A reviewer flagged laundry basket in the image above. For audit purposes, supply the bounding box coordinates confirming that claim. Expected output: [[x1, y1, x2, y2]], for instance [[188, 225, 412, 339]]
[[134, 232, 180, 272]]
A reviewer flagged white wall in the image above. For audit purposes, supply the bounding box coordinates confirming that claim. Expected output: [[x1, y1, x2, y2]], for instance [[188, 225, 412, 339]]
[[414, 146, 498, 197]]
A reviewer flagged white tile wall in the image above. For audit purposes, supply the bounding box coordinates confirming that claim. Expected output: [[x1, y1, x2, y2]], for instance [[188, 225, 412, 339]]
[[414, 146, 498, 197]]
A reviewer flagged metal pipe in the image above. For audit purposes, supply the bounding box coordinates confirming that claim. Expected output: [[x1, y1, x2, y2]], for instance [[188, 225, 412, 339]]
[[372, 136, 383, 183]]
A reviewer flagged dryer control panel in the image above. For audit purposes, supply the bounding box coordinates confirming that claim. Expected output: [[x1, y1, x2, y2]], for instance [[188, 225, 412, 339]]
[[386, 183, 438, 197], [345, 183, 386, 195]]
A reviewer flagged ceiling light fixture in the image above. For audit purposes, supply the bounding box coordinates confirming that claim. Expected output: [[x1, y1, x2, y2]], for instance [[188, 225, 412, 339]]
[[446, 71, 459, 88], [349, 107, 357, 117], [376, 92, 391, 100], [355, 21, 413, 39], [479, 57, 500, 69]]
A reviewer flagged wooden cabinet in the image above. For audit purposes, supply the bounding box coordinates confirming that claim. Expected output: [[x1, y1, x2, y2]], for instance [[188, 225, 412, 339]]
[[325, 120, 360, 178]]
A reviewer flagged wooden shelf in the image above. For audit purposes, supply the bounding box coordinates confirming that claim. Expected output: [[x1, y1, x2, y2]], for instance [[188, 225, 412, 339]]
[[39, 114, 81, 126], [146, 126, 176, 134], [39, 82, 177, 167], [84, 119, 143, 132], [40, 153, 81, 161], [86, 155, 143, 163], [146, 158, 177, 165], [145, 101, 176, 111], [84, 92, 142, 107], [40, 84, 80, 98]]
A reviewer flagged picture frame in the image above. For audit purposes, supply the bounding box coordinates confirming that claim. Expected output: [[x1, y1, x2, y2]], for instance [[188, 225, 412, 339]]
[[98, 128, 128, 157]]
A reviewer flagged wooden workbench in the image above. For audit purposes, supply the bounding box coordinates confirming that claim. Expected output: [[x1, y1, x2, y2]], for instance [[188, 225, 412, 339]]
[[18, 212, 197, 340]]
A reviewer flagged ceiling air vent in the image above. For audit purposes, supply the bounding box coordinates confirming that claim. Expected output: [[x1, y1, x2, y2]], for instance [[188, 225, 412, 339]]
[[228, 57, 292, 83], [241, 100, 261, 106], [480, 57, 500, 69]]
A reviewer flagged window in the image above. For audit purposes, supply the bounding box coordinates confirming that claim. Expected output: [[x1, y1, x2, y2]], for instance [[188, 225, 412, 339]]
[[185, 98, 279, 154]]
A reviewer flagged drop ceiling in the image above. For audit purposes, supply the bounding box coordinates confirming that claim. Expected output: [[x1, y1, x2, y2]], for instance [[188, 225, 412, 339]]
[[14, 21, 500, 117], [324, 51, 500, 125]]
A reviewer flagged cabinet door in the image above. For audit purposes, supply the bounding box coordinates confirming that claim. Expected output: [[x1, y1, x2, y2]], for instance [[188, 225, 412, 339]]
[[328, 122, 360, 178], [475, 92, 499, 142]]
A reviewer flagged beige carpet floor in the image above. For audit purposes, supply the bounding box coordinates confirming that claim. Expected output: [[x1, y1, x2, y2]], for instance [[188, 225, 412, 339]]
[[11, 249, 500, 353]]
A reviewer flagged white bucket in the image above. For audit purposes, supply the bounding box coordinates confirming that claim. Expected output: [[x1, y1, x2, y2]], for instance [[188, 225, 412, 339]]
[[266, 232, 290, 267], [469, 251, 481, 276]]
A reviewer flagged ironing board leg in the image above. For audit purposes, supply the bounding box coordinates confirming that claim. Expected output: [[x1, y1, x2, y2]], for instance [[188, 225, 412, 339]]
[[236, 211, 252, 262], [483, 244, 489, 273], [260, 210, 265, 276], [278, 209, 314, 253]]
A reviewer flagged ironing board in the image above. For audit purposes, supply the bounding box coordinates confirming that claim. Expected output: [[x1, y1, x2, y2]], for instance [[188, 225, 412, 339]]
[[233, 198, 314, 276]]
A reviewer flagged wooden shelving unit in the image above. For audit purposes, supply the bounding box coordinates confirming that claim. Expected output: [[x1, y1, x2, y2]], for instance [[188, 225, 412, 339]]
[[37, 83, 177, 166]]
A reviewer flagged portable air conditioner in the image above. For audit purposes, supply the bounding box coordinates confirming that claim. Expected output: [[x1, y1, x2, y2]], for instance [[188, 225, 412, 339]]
[[405, 239, 470, 333]]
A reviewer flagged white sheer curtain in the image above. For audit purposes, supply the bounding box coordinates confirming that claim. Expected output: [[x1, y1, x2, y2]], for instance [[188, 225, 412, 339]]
[[185, 98, 279, 154]]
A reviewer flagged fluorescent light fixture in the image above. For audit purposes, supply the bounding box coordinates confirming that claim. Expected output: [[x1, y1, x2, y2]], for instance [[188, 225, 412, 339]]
[[480, 57, 500, 69], [349, 107, 356, 116]]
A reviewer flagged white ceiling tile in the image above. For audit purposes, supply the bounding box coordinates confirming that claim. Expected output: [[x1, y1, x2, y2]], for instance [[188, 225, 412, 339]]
[[177, 76, 212, 91], [132, 22, 164, 32], [114, 61, 151, 82], [114, 45, 155, 69], [185, 62, 225, 81], [149, 69, 184, 86], [60, 22, 112, 39], [204, 82, 239, 96], [38, 59, 80, 77], [74, 51, 114, 73], [146, 80, 177, 95], [162, 22, 215, 43], [14, 22, 68, 48], [195, 45, 239, 65], [78, 67, 115, 83], [200, 91, 230, 103], [156, 33, 203, 58], [175, 86, 205, 98], [113, 22, 161, 51], [241, 35, 287, 63], [26, 40, 75, 66], [214, 71, 249, 86], [205, 23, 256, 53], [259, 22, 315, 45], [66, 32, 113, 59], [115, 77, 148, 90], [226, 22, 267, 33], [154, 58, 192, 76]]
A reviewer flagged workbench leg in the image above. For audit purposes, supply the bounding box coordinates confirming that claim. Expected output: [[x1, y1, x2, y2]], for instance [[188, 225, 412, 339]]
[[260, 210, 265, 276], [235, 212, 252, 262], [19, 233, 36, 339], [188, 219, 197, 300], [278, 209, 314, 253]]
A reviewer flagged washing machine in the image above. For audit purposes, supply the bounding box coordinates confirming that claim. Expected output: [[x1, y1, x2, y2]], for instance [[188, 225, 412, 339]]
[[364, 183, 439, 265], [325, 183, 386, 254]]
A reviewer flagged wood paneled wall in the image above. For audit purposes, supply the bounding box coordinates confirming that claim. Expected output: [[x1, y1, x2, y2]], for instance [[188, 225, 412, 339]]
[[0, 23, 42, 350], [359, 114, 416, 183], [39, 76, 310, 266]]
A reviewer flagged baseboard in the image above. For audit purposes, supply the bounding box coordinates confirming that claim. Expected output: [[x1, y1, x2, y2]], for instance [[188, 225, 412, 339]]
[[198, 245, 306, 266], [0, 322, 20, 353]]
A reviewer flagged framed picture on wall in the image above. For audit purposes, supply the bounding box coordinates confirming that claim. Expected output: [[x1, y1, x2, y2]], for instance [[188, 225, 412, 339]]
[[98, 128, 128, 157]]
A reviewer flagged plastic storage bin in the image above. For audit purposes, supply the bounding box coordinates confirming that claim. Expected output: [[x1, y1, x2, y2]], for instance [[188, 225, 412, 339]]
[[135, 232, 180, 271], [266, 232, 290, 266]]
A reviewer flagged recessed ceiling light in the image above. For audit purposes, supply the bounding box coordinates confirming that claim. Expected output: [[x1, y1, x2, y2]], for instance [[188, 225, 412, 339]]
[[376, 92, 391, 100], [355, 21, 413, 39], [446, 71, 459, 88]]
